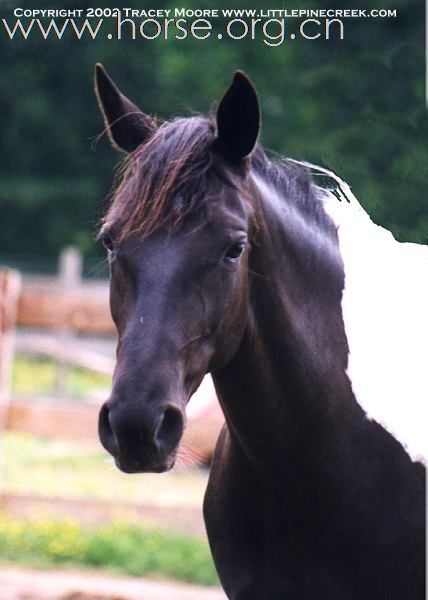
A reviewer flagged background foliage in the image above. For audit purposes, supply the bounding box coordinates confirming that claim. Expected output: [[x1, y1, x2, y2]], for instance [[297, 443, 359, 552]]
[[1, 0, 426, 264]]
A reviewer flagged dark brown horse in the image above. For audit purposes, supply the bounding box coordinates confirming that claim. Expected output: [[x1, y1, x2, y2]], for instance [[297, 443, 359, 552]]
[[94, 65, 425, 599]]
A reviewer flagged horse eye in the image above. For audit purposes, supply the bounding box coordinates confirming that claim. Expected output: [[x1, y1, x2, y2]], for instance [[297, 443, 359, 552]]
[[224, 242, 246, 262], [100, 232, 115, 253]]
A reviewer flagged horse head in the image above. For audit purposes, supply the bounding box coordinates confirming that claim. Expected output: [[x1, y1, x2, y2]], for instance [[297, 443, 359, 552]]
[[96, 66, 259, 473]]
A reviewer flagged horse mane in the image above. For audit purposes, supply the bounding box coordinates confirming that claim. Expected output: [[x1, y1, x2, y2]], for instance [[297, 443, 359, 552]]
[[104, 115, 337, 240], [250, 151, 339, 235]]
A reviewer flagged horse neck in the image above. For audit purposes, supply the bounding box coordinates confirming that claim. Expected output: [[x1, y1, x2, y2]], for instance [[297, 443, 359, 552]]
[[212, 170, 359, 464]]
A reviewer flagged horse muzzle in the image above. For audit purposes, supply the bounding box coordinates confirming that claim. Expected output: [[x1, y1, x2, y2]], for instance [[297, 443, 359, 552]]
[[98, 400, 185, 473]]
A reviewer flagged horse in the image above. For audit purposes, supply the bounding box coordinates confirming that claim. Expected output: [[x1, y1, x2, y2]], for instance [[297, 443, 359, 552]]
[[94, 65, 426, 599]]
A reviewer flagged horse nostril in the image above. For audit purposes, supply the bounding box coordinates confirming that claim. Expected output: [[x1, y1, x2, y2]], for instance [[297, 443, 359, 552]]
[[98, 403, 119, 458], [154, 406, 184, 454]]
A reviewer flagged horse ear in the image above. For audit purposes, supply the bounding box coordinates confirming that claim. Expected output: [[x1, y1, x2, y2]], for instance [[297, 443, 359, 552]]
[[213, 71, 260, 164], [95, 63, 155, 153]]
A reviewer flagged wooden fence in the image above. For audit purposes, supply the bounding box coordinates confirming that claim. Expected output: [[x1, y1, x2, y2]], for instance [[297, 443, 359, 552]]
[[18, 282, 114, 334], [18, 247, 114, 335]]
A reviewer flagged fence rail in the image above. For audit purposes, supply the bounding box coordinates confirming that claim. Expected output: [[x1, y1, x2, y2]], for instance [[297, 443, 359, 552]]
[[17, 287, 114, 334]]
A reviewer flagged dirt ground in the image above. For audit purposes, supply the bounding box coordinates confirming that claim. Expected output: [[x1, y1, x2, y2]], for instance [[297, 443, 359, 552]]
[[0, 567, 226, 600]]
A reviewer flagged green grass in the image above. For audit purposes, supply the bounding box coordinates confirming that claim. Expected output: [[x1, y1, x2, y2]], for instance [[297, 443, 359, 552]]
[[12, 356, 111, 398], [0, 514, 219, 585]]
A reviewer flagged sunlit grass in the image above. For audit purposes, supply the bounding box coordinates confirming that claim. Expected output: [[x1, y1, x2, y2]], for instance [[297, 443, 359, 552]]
[[0, 514, 219, 585]]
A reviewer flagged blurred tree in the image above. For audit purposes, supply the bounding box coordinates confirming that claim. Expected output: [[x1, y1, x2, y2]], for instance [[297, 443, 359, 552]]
[[0, 0, 426, 262]]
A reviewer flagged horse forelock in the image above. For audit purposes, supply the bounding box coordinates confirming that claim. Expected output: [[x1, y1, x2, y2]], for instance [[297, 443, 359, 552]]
[[104, 116, 243, 239]]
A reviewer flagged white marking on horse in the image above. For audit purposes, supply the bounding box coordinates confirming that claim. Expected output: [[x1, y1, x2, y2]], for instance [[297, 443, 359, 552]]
[[304, 162, 428, 464]]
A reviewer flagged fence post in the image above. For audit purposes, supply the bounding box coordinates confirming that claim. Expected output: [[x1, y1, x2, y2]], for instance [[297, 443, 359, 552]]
[[0, 268, 22, 496], [0, 269, 22, 409], [56, 247, 83, 395]]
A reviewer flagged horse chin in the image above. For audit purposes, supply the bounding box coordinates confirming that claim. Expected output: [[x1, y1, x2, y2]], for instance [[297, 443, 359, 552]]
[[114, 455, 176, 474]]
